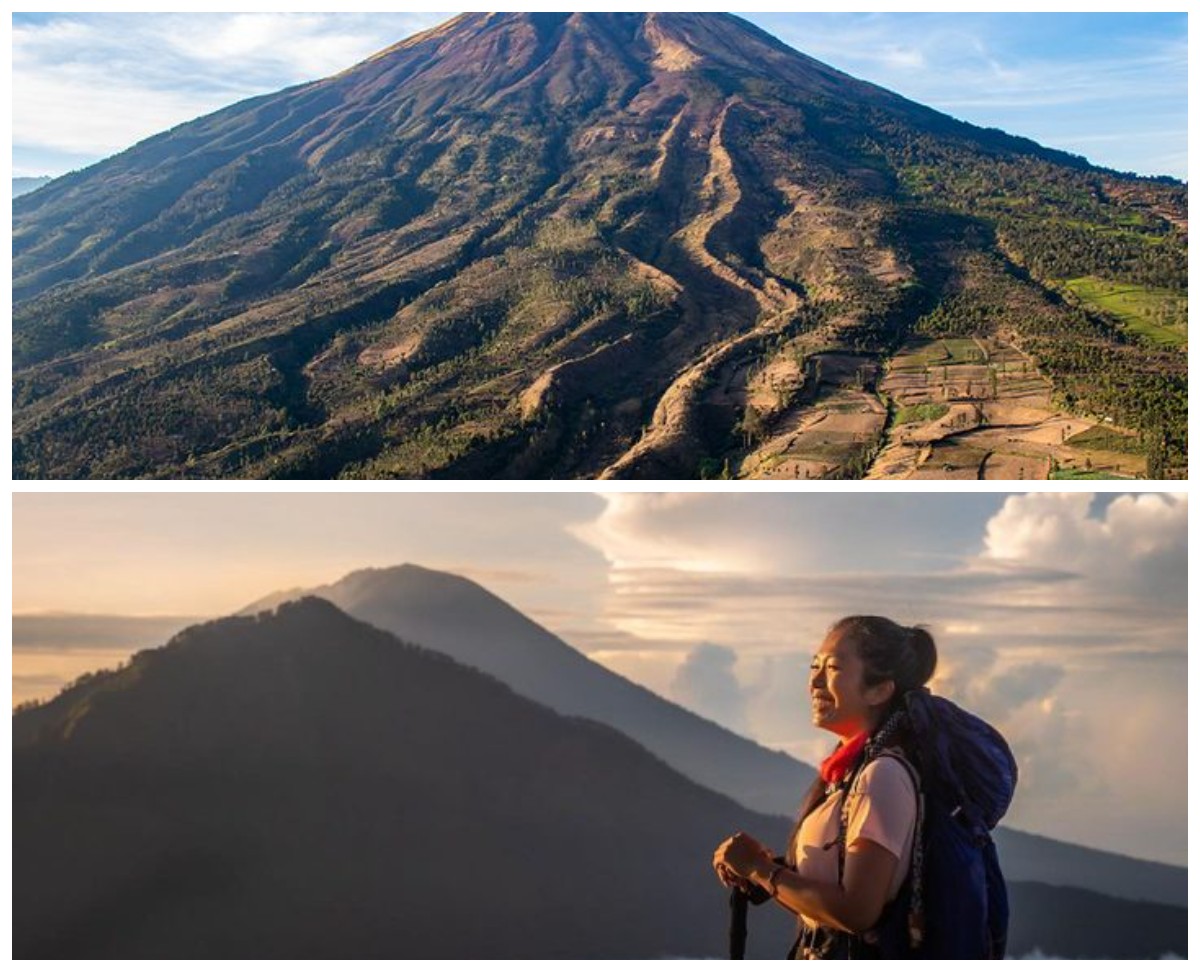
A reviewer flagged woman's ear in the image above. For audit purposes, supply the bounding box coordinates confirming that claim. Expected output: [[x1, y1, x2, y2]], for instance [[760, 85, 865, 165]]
[[865, 678, 896, 709]]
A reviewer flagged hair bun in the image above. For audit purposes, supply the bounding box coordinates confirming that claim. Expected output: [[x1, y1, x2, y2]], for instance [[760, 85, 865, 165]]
[[908, 625, 938, 688]]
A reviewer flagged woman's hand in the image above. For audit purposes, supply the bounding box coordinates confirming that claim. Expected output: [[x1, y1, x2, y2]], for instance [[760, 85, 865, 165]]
[[712, 832, 773, 888]]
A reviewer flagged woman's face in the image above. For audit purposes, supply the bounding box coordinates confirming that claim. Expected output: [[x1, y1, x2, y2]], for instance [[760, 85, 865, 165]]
[[809, 629, 892, 740]]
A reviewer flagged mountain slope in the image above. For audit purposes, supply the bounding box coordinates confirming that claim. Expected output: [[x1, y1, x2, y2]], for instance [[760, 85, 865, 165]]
[[249, 564, 1186, 908], [1005, 882, 1185, 959], [13, 176, 51, 199], [244, 564, 813, 819], [12, 13, 1185, 479], [14, 598, 797, 958]]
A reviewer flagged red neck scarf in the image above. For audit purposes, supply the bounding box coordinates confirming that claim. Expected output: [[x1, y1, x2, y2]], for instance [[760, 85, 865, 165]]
[[819, 731, 869, 785]]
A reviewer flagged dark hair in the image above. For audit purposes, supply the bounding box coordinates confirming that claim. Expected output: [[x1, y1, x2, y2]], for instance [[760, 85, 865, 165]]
[[829, 615, 938, 699]]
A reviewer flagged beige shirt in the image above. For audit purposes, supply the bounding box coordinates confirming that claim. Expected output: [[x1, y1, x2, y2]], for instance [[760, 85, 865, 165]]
[[791, 756, 917, 928]]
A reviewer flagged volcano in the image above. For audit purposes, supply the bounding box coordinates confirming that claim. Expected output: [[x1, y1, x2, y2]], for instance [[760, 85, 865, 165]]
[[13, 598, 797, 958], [13, 13, 1186, 479]]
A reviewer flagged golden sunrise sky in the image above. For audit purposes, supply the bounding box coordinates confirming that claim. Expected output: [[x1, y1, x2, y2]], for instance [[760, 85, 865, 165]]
[[12, 491, 1188, 868]]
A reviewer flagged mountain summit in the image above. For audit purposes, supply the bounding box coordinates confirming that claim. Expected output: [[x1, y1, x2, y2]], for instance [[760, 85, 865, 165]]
[[14, 13, 1185, 479], [245, 562, 814, 817]]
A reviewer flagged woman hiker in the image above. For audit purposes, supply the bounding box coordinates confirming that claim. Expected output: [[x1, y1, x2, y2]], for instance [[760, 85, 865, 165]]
[[712, 615, 1015, 960]]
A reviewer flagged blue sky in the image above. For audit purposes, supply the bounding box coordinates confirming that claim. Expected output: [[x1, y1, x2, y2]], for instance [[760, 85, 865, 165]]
[[11, 12, 1187, 179], [12, 491, 1189, 866]]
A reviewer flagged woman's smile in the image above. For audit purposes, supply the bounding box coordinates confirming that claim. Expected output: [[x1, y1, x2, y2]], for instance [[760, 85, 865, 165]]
[[808, 628, 885, 738], [809, 682, 839, 727]]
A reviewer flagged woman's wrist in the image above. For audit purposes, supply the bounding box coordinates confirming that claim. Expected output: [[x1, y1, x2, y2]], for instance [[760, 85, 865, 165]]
[[747, 854, 780, 889], [752, 858, 793, 899]]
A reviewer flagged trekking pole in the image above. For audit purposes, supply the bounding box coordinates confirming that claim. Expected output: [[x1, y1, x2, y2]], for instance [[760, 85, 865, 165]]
[[729, 887, 750, 960]]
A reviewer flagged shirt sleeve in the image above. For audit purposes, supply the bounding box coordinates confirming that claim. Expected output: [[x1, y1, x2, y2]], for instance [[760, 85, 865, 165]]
[[844, 757, 917, 861]]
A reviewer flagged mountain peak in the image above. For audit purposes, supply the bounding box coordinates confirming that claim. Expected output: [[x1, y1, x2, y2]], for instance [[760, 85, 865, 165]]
[[358, 11, 799, 94], [331, 562, 483, 592], [260, 594, 348, 624], [15, 571, 801, 959]]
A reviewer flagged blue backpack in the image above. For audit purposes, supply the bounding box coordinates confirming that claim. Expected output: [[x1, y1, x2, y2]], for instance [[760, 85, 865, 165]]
[[785, 690, 1017, 961], [854, 690, 1017, 959]]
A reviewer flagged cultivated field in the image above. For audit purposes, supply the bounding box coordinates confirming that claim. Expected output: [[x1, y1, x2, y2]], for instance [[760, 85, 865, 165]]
[[868, 337, 1144, 480], [1060, 276, 1187, 349]]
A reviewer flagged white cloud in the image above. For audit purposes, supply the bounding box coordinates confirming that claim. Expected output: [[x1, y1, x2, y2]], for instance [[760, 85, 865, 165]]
[[156, 14, 429, 81], [981, 492, 1187, 606], [12, 13, 447, 172], [572, 493, 1002, 577], [879, 47, 926, 71], [13, 70, 223, 157], [568, 493, 767, 574], [571, 492, 1185, 660], [668, 642, 749, 735]]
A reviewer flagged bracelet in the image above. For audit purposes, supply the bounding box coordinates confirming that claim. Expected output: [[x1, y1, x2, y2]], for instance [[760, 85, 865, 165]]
[[765, 863, 788, 897]]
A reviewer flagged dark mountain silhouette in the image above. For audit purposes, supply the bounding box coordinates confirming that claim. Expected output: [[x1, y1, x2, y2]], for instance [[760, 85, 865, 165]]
[[244, 564, 812, 819], [12, 599, 1187, 958], [14, 598, 796, 958], [12, 13, 1185, 479], [248, 563, 1186, 909], [1006, 883, 1186, 959]]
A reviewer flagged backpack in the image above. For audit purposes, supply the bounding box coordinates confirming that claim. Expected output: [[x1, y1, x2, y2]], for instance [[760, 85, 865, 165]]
[[788, 690, 1017, 960]]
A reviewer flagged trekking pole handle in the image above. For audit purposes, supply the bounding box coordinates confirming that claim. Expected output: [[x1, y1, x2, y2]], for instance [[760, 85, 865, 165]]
[[729, 887, 750, 960]]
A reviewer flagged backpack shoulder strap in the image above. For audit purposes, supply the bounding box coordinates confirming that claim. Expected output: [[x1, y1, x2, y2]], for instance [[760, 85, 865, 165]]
[[835, 751, 915, 849], [871, 752, 927, 949], [837, 749, 928, 951]]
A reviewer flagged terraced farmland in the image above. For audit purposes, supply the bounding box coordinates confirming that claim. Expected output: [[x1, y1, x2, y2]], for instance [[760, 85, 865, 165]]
[[868, 337, 1144, 480]]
